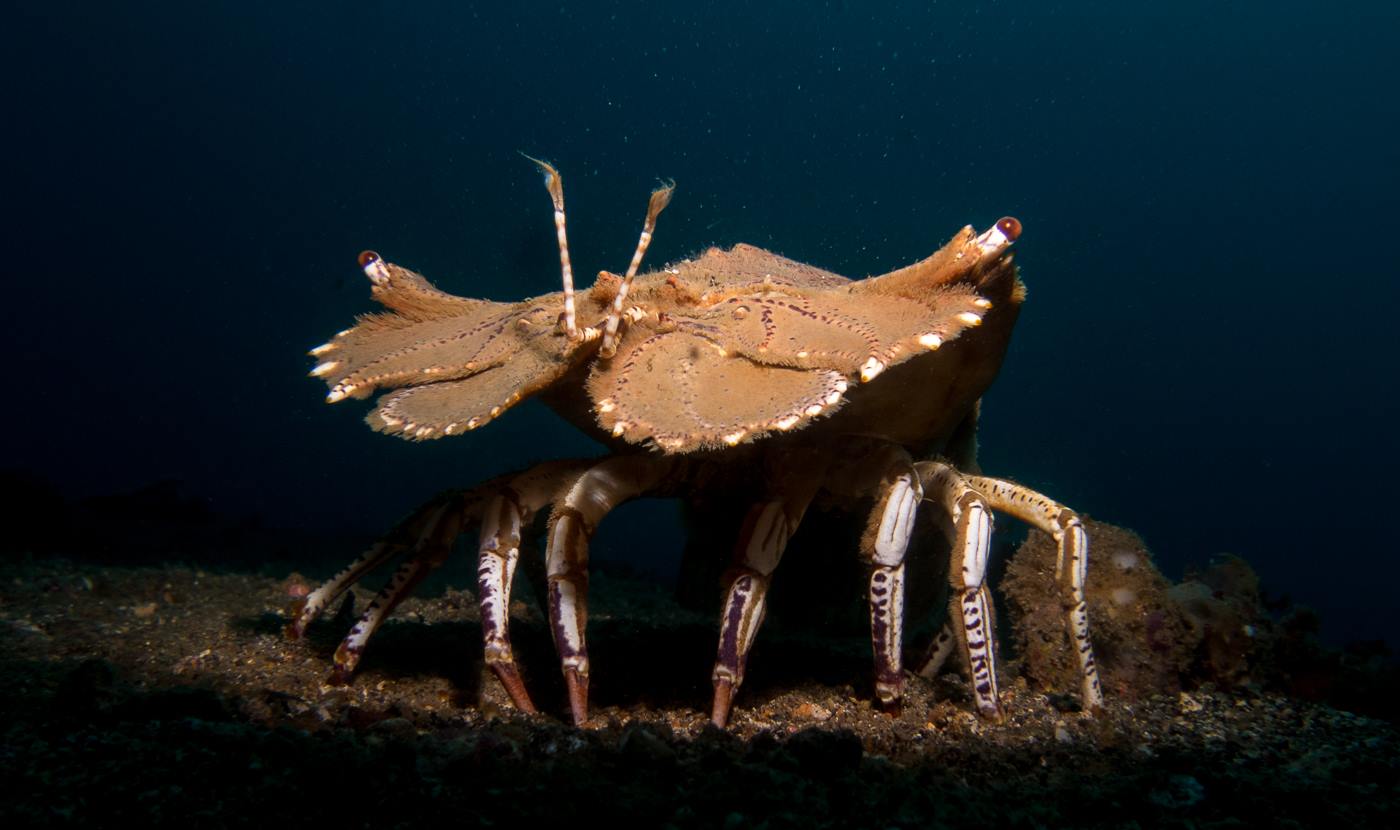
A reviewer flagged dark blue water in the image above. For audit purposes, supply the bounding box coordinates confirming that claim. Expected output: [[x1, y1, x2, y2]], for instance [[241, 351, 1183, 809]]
[[8, 1, 1398, 648]]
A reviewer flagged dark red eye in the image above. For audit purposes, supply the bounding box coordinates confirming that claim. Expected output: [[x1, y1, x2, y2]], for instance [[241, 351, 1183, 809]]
[[996, 217, 1022, 241], [358, 250, 381, 268]]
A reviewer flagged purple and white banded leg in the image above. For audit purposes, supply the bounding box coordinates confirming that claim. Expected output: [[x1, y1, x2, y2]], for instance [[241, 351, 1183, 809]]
[[962, 474, 1103, 710], [476, 460, 593, 713], [710, 490, 816, 727], [918, 460, 1003, 719], [325, 496, 468, 683], [709, 448, 835, 727], [915, 622, 960, 682], [286, 490, 468, 641], [706, 443, 928, 726], [913, 461, 1104, 715], [857, 455, 924, 714], [544, 455, 679, 725], [286, 462, 587, 690]]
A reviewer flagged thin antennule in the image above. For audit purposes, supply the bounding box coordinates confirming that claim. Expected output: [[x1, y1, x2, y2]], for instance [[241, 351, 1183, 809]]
[[599, 179, 675, 358], [521, 152, 579, 339]]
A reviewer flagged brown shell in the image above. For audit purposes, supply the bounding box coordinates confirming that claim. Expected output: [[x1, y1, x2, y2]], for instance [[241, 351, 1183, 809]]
[[314, 221, 1022, 452]]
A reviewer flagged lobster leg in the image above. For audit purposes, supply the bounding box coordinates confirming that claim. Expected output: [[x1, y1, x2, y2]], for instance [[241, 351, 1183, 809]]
[[709, 448, 831, 727], [288, 461, 589, 694], [286, 490, 466, 639], [912, 463, 1104, 717], [545, 456, 678, 725], [963, 474, 1104, 710], [857, 456, 923, 713], [477, 460, 592, 714], [329, 497, 467, 683], [919, 460, 1003, 720], [915, 621, 960, 680], [709, 497, 808, 726]]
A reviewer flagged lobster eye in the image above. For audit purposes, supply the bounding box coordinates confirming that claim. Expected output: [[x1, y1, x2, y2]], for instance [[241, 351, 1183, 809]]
[[357, 250, 381, 268], [995, 217, 1022, 241]]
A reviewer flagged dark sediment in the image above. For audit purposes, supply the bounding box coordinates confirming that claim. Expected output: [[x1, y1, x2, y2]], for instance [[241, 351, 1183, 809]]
[[1, 555, 1395, 828]]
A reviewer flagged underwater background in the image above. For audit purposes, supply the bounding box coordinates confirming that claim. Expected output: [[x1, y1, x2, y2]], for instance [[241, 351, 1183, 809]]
[[7, 0, 1398, 653]]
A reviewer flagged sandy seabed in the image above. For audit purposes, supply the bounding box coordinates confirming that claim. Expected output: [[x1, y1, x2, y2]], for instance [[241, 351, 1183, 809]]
[[1, 558, 1395, 829]]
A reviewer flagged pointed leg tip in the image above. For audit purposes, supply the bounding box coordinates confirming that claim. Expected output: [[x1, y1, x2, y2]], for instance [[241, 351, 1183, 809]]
[[977, 703, 1005, 723], [710, 678, 735, 728], [875, 679, 905, 716], [564, 668, 589, 727], [490, 663, 539, 715], [330, 646, 360, 686], [283, 599, 310, 639], [876, 696, 904, 719]]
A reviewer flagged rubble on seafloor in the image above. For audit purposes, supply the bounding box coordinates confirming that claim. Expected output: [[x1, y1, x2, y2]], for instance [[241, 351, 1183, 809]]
[[1004, 518, 1397, 719], [0, 510, 1396, 826]]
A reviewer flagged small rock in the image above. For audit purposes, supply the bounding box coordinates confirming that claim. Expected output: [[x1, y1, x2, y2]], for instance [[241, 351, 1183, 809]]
[[8, 618, 46, 637], [1178, 691, 1205, 713], [283, 573, 310, 598], [791, 701, 833, 721]]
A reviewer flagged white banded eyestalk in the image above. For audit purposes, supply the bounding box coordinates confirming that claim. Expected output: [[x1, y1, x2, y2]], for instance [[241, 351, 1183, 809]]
[[522, 154, 579, 339], [974, 216, 1022, 255], [600, 179, 675, 358], [358, 250, 391, 286]]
